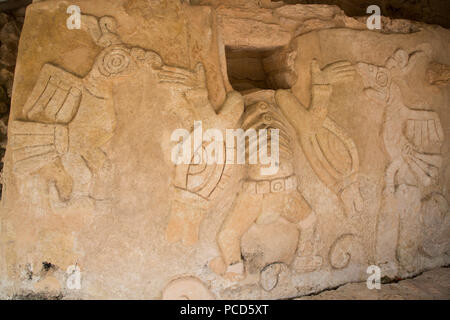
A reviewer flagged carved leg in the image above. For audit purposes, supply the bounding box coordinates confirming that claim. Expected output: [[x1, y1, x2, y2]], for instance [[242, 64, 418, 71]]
[[82, 148, 113, 200], [293, 211, 323, 273], [211, 191, 262, 280], [181, 208, 206, 246], [40, 158, 73, 202], [166, 200, 185, 245], [166, 200, 206, 246], [396, 185, 422, 273], [281, 189, 312, 224], [375, 196, 400, 277], [340, 182, 364, 216], [385, 159, 402, 195]]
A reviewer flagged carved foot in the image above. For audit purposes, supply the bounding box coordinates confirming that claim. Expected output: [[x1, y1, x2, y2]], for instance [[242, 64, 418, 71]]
[[210, 257, 245, 282], [181, 211, 204, 246]]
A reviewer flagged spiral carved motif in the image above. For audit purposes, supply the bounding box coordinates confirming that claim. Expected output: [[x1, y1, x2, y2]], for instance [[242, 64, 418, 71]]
[[328, 233, 357, 270], [99, 48, 130, 76]]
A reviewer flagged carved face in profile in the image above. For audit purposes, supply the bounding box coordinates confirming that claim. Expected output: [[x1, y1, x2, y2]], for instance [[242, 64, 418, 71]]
[[356, 48, 432, 104], [85, 45, 163, 97], [356, 62, 391, 103]]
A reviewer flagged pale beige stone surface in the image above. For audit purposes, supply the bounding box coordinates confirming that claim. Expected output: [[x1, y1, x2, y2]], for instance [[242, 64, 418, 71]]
[[0, 0, 449, 299]]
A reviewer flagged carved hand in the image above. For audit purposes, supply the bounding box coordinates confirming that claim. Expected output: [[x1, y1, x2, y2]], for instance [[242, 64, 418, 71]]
[[158, 63, 206, 90], [311, 59, 356, 85]]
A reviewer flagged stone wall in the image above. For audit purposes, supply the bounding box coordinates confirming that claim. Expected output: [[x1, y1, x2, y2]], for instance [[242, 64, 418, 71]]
[[193, 0, 450, 28], [0, 0, 449, 300], [284, 0, 450, 28], [0, 0, 449, 197], [0, 8, 24, 198]]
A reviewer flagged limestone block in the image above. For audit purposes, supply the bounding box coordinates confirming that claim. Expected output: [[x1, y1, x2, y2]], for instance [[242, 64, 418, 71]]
[[0, 0, 449, 299]]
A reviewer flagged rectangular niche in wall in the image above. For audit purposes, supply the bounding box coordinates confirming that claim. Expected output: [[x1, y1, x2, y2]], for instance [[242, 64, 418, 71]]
[[225, 46, 298, 92]]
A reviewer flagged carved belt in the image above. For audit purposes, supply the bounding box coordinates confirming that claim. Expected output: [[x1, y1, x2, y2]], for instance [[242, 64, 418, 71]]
[[242, 175, 298, 194]]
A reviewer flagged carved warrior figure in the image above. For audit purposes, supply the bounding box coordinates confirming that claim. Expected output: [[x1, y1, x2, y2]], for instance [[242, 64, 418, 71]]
[[162, 57, 364, 281], [357, 48, 449, 271], [209, 59, 363, 280], [277, 60, 364, 217], [162, 63, 244, 246], [9, 15, 175, 202], [210, 91, 322, 280], [357, 49, 444, 194]]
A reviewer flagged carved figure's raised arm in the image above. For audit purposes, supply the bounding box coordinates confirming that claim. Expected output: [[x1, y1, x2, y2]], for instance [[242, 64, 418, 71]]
[[277, 59, 355, 134], [158, 62, 243, 128]]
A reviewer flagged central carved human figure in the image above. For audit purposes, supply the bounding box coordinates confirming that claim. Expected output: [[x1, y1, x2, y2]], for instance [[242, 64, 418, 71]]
[[161, 53, 364, 282]]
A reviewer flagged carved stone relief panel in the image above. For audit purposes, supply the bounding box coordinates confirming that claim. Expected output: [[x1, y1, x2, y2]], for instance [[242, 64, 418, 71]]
[[0, 0, 449, 299], [357, 47, 450, 275]]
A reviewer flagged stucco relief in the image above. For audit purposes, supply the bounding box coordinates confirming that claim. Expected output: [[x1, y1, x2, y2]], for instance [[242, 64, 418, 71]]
[[357, 48, 450, 274], [0, 0, 449, 300]]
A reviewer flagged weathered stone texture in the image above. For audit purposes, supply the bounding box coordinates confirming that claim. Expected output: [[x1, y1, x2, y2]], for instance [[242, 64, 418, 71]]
[[298, 267, 450, 300], [0, 0, 449, 299]]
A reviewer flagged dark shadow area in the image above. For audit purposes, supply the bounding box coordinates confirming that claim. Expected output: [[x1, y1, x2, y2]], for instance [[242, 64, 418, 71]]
[[226, 46, 297, 92], [226, 47, 277, 92], [282, 0, 450, 29]]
